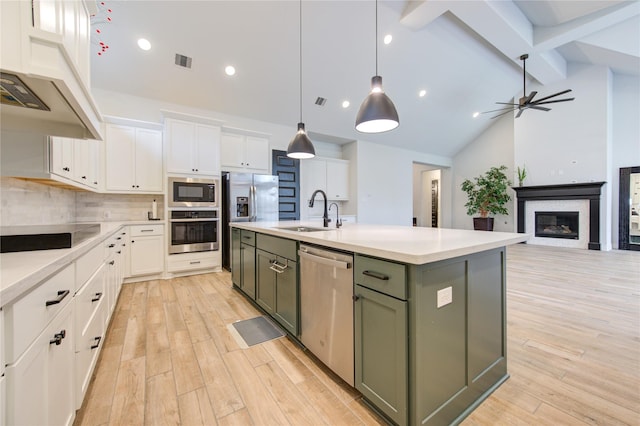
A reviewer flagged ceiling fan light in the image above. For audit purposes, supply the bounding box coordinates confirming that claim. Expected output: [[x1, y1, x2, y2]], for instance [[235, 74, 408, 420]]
[[356, 76, 399, 133], [287, 122, 316, 159]]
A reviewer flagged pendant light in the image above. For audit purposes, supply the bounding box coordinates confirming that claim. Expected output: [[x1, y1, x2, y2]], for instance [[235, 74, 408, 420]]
[[355, 0, 399, 133], [287, 0, 315, 159]]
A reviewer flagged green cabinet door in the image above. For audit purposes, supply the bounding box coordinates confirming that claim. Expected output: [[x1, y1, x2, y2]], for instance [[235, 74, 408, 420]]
[[241, 243, 256, 299], [256, 248, 276, 315], [231, 228, 241, 287], [354, 284, 408, 425], [274, 258, 297, 336]]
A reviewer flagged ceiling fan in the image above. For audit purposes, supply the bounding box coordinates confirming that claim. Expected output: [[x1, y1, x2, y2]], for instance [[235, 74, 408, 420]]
[[482, 54, 575, 119]]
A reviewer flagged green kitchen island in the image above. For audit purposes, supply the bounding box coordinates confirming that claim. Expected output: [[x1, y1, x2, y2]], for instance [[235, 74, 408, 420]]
[[229, 221, 529, 426]]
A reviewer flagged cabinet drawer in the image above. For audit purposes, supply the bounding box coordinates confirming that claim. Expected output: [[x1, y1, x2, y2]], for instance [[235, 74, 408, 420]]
[[240, 230, 255, 246], [130, 224, 164, 236], [75, 297, 106, 408], [256, 233, 297, 260], [167, 252, 218, 272], [5, 264, 75, 363], [75, 264, 106, 351], [76, 243, 104, 293], [354, 254, 407, 300]]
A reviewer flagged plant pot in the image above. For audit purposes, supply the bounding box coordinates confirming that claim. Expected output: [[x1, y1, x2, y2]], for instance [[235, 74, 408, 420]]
[[473, 217, 494, 231]]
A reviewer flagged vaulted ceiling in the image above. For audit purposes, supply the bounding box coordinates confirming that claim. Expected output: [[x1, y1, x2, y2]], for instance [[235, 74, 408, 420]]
[[90, 0, 639, 157]]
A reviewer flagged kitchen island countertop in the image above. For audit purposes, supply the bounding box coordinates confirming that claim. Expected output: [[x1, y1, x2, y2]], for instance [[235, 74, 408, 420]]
[[230, 221, 530, 265]]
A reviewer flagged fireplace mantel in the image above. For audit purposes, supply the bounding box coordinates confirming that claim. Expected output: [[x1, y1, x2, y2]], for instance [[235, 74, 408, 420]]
[[513, 182, 605, 250]]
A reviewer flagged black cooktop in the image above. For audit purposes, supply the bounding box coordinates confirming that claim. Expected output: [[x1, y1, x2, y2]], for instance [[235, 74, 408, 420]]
[[0, 223, 101, 253]]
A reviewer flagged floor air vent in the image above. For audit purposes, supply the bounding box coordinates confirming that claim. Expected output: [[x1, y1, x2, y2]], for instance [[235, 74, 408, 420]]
[[175, 53, 192, 69]]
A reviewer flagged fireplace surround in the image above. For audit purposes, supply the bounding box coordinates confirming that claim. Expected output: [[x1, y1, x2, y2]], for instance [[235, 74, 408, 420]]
[[513, 182, 605, 250]]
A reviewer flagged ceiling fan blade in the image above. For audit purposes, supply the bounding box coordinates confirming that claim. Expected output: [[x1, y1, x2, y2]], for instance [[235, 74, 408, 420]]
[[491, 108, 517, 119], [523, 91, 537, 104], [534, 97, 575, 105], [528, 105, 551, 111], [495, 102, 518, 106], [533, 89, 572, 103], [515, 108, 525, 118], [481, 106, 516, 114]]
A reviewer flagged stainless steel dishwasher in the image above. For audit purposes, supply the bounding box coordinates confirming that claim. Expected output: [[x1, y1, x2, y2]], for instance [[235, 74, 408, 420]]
[[299, 244, 354, 386]]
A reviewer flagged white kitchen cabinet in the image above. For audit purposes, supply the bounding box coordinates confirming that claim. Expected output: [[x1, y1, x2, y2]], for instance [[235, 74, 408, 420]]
[[50, 136, 101, 190], [166, 119, 221, 176], [105, 124, 163, 193], [50, 137, 75, 180], [128, 224, 164, 277], [167, 250, 220, 274], [0, 0, 101, 139], [220, 132, 270, 173], [6, 301, 75, 426], [302, 157, 350, 201]]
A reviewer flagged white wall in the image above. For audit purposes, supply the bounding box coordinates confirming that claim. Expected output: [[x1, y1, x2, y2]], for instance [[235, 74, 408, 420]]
[[611, 74, 640, 248], [452, 114, 515, 232]]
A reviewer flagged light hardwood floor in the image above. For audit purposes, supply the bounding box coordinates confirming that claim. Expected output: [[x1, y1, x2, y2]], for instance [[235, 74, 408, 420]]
[[74, 244, 640, 426]]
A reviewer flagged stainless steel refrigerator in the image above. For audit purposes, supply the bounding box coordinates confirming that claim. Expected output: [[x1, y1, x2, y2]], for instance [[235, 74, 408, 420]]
[[222, 172, 279, 270]]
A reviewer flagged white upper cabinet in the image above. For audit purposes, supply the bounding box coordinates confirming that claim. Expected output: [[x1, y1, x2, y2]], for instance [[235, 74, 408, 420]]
[[0, 0, 102, 139], [104, 123, 163, 193], [220, 131, 269, 173], [50, 136, 101, 190], [166, 118, 221, 176], [302, 157, 350, 201]]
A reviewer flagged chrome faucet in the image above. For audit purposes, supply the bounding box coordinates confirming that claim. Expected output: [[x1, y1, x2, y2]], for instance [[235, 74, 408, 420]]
[[329, 203, 342, 228], [309, 189, 331, 227]]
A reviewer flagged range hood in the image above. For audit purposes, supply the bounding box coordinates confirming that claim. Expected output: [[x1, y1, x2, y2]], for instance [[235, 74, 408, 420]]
[[0, 0, 103, 141]]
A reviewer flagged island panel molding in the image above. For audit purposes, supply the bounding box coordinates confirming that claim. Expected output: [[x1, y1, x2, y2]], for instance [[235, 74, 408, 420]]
[[512, 182, 605, 250]]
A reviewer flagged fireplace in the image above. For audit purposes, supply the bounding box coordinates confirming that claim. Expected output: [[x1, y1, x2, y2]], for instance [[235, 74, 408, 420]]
[[535, 211, 579, 239], [513, 182, 605, 250]]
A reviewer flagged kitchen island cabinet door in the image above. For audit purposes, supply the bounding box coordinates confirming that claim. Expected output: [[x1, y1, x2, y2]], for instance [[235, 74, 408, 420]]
[[273, 257, 297, 336], [255, 249, 276, 316], [231, 228, 241, 287], [240, 242, 256, 299], [354, 285, 407, 426]]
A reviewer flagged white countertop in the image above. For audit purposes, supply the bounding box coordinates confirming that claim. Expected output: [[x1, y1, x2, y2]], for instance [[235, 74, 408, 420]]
[[0, 220, 165, 307], [231, 221, 530, 265]]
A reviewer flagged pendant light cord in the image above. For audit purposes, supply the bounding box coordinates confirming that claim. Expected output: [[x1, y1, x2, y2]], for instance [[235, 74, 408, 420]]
[[299, 0, 303, 123], [375, 0, 378, 76]]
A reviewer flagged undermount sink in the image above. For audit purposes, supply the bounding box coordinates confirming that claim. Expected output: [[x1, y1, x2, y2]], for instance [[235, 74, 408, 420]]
[[276, 226, 329, 232]]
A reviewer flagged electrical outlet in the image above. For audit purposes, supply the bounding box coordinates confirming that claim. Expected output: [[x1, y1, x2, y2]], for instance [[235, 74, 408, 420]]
[[437, 286, 453, 308]]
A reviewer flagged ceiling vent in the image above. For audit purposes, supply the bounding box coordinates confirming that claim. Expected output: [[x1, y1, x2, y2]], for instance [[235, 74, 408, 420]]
[[175, 53, 192, 69], [315, 97, 327, 106]]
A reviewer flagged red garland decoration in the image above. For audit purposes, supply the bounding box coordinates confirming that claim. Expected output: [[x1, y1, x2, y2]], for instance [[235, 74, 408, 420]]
[[91, 1, 112, 56]]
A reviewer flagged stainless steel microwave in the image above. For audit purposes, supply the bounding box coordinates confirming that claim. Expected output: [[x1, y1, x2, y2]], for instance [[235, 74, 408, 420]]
[[168, 177, 218, 208]]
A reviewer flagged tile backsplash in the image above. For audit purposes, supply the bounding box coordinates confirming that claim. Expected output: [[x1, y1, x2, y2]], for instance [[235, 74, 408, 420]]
[[1, 177, 164, 226]]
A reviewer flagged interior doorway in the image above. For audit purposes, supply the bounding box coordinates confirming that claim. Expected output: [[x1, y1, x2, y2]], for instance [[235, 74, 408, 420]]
[[413, 163, 446, 228], [619, 166, 640, 251]]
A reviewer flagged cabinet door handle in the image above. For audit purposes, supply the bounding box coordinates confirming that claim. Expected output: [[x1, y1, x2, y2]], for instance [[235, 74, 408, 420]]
[[352, 295, 361, 302], [190, 261, 201, 265], [140, 229, 154, 233], [362, 270, 389, 281], [45, 290, 70, 306], [63, 167, 70, 171], [109, 243, 115, 248], [91, 292, 103, 302], [91, 336, 102, 350], [49, 329, 66, 345], [269, 259, 287, 274], [109, 260, 115, 265], [82, 175, 87, 179]]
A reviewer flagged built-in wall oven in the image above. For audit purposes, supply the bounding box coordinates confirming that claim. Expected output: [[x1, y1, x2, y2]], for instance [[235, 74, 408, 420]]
[[169, 210, 219, 254], [168, 177, 218, 208]]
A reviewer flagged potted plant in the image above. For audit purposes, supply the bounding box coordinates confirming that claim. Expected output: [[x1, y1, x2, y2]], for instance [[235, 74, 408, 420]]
[[461, 165, 512, 231], [516, 165, 527, 187]]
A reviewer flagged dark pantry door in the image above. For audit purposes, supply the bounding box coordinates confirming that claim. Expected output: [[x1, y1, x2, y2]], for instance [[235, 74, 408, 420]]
[[272, 150, 300, 220]]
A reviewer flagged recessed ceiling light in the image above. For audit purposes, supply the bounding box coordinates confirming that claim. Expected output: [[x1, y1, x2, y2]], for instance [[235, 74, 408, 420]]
[[419, 89, 427, 97], [342, 100, 350, 108], [383, 34, 392, 45], [473, 112, 480, 118], [225, 65, 236, 76], [137, 38, 151, 51]]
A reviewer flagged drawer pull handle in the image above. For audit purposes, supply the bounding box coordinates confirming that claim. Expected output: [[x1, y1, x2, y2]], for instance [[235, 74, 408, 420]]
[[362, 270, 389, 281], [190, 261, 201, 265], [109, 260, 115, 265], [269, 260, 287, 274], [49, 329, 66, 345], [46, 290, 70, 306], [108, 244, 115, 248], [91, 336, 102, 350], [353, 295, 361, 302], [140, 229, 154, 232], [91, 292, 103, 302]]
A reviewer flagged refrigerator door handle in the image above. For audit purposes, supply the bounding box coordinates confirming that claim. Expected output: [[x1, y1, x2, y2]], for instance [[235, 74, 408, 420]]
[[250, 184, 257, 221]]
